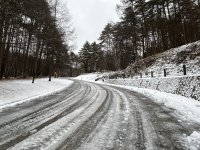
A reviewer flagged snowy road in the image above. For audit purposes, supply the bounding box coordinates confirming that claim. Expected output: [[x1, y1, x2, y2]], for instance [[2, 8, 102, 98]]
[[0, 80, 199, 150]]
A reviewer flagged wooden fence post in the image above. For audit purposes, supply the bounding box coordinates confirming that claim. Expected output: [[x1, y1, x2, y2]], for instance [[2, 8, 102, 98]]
[[151, 71, 153, 78], [183, 65, 186, 75], [164, 69, 167, 77]]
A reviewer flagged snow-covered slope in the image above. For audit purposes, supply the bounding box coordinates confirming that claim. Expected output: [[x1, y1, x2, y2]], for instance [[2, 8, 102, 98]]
[[0, 78, 73, 109], [102, 41, 200, 101], [125, 40, 200, 78], [104, 41, 200, 79]]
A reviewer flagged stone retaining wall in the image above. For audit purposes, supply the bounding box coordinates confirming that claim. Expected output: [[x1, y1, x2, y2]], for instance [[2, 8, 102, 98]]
[[105, 76, 200, 101]]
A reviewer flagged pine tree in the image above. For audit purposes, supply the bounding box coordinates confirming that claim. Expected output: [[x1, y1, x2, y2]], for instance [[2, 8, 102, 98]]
[[79, 41, 91, 73]]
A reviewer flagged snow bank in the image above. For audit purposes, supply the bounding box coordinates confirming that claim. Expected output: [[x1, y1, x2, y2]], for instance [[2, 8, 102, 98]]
[[73, 73, 103, 81], [107, 85, 200, 123], [0, 78, 73, 109], [105, 75, 200, 101]]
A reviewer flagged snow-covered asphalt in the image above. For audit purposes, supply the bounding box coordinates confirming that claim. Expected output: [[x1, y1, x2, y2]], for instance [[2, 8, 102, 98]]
[[0, 80, 199, 150]]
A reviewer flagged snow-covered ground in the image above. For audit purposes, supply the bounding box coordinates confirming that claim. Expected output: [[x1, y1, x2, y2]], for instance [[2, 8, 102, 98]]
[[1, 72, 200, 149], [74, 73, 200, 150], [124, 40, 200, 78], [73, 72, 103, 81], [0, 78, 73, 110]]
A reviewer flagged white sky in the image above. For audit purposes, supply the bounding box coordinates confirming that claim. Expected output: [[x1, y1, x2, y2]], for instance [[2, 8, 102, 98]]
[[65, 0, 120, 52]]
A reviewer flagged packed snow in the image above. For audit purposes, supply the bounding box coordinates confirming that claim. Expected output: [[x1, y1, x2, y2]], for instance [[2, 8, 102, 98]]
[[9, 82, 108, 150], [74, 73, 200, 123], [1, 72, 200, 149], [73, 73, 102, 81], [74, 73, 200, 150], [0, 78, 73, 110]]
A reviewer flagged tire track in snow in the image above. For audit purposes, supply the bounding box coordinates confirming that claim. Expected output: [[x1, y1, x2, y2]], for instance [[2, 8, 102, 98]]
[[1, 80, 198, 150], [77, 85, 146, 150], [113, 87, 198, 149], [0, 81, 95, 149], [56, 87, 112, 150], [8, 81, 109, 150], [0, 82, 80, 127]]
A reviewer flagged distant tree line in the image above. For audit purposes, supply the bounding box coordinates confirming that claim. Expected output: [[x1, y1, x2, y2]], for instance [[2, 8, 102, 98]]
[[74, 0, 200, 74], [78, 41, 104, 73], [0, 0, 73, 80]]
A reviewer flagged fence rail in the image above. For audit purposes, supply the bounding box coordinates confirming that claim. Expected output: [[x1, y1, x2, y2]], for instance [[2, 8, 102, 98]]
[[106, 63, 200, 80], [135, 64, 199, 79]]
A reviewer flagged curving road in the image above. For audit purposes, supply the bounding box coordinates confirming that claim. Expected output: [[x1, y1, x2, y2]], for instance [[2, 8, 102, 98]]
[[0, 80, 198, 150]]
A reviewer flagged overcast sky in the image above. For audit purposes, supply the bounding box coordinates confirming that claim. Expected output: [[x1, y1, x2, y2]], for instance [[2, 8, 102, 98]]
[[65, 0, 120, 52]]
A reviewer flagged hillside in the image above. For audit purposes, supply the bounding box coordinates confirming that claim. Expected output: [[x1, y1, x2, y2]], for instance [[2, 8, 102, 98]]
[[102, 41, 200, 101], [106, 40, 200, 79]]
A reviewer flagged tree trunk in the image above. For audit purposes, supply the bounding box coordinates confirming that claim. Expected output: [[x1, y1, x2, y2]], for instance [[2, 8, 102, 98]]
[[22, 32, 32, 78]]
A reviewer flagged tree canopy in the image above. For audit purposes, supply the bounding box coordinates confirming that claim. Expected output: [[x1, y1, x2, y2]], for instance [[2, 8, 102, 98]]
[[91, 0, 200, 72], [0, 0, 73, 80]]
